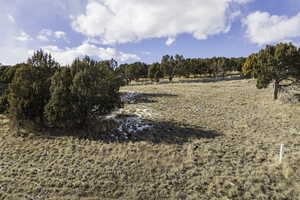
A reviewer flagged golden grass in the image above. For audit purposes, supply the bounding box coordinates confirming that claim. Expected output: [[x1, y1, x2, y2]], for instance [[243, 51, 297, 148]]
[[0, 79, 300, 199]]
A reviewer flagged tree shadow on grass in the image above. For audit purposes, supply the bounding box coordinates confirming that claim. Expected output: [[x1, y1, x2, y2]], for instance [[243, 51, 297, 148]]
[[120, 91, 178, 104], [132, 93, 178, 104], [294, 94, 300, 100], [31, 116, 222, 145], [123, 119, 222, 145]]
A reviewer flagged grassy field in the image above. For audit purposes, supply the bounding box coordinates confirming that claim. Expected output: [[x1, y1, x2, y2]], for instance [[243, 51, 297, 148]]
[[1, 79, 300, 199]]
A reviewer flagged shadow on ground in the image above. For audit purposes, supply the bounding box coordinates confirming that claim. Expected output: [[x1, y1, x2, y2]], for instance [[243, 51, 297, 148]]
[[127, 119, 222, 144], [133, 92, 178, 104], [20, 117, 222, 145], [120, 91, 178, 104]]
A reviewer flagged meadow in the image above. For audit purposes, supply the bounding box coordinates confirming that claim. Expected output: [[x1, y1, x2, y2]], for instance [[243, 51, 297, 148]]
[[0, 79, 300, 200]]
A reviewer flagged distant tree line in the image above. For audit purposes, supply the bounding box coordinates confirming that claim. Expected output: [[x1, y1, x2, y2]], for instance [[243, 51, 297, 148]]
[[116, 43, 300, 101], [117, 56, 246, 84]]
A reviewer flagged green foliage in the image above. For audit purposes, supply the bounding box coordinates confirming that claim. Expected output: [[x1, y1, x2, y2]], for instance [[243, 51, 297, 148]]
[[0, 65, 16, 113], [0, 64, 21, 84], [44, 68, 76, 128], [4, 51, 121, 130], [242, 53, 259, 78], [7, 50, 59, 123], [148, 63, 163, 82], [174, 56, 245, 78], [0, 92, 9, 114], [8, 64, 45, 121], [177, 58, 192, 78], [45, 57, 122, 128], [256, 43, 300, 87], [27, 49, 60, 70], [116, 55, 246, 83], [254, 43, 300, 99], [118, 62, 149, 84], [161, 55, 176, 81]]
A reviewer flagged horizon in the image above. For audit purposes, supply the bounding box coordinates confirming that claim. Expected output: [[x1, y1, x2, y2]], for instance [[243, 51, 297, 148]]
[[1, 0, 300, 65]]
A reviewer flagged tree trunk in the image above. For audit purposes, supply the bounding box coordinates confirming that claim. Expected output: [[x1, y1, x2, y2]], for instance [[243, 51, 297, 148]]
[[274, 80, 280, 100]]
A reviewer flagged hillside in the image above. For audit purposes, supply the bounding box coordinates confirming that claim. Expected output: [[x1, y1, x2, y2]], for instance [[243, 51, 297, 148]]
[[0, 79, 300, 199]]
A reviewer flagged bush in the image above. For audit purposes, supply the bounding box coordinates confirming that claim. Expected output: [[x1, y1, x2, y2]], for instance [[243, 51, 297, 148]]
[[0, 93, 9, 114], [4, 51, 122, 131], [8, 64, 46, 122], [44, 68, 76, 128], [7, 50, 59, 124], [0, 65, 18, 84], [149, 63, 163, 82], [45, 57, 122, 128], [254, 43, 300, 100]]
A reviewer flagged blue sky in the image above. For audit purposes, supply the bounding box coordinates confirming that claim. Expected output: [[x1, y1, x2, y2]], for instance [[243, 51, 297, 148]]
[[1, 0, 300, 65]]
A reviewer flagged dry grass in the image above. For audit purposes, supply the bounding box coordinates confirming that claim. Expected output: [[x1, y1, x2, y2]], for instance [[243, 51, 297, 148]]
[[1, 79, 300, 199]]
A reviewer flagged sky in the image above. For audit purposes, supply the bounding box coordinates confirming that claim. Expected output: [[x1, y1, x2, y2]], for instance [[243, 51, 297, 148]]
[[1, 0, 300, 65]]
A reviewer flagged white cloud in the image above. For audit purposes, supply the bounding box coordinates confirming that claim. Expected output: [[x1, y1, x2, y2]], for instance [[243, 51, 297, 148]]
[[37, 29, 67, 41], [0, 24, 33, 64], [72, 0, 250, 45], [41, 43, 140, 65], [7, 14, 15, 23], [0, 1, 84, 65], [233, 0, 254, 3], [243, 11, 300, 45], [15, 31, 32, 42], [37, 29, 52, 41], [165, 37, 176, 46], [54, 31, 66, 39]]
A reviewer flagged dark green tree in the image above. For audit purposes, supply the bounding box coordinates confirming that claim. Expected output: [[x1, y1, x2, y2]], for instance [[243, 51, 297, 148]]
[[0, 65, 22, 113], [161, 55, 175, 82], [0, 91, 9, 113], [256, 43, 300, 100], [242, 53, 259, 78], [7, 50, 60, 124], [44, 68, 76, 128], [45, 57, 122, 128], [149, 63, 163, 82], [0, 64, 22, 85], [7, 64, 45, 122]]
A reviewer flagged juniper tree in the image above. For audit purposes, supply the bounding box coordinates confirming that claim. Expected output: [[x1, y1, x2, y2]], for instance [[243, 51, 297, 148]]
[[7, 50, 60, 124], [8, 64, 45, 122], [242, 53, 259, 78], [256, 43, 300, 100], [44, 68, 76, 128], [161, 55, 176, 82], [45, 57, 122, 128], [149, 63, 163, 82], [0, 91, 9, 114]]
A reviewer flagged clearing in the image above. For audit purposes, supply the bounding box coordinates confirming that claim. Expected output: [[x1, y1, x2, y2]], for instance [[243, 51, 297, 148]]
[[0, 79, 300, 199]]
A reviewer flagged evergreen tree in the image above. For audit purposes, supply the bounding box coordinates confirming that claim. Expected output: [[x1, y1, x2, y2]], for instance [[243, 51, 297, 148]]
[[44, 68, 76, 128], [256, 43, 300, 100], [7, 50, 60, 124], [45, 57, 122, 128], [8, 64, 45, 122], [242, 53, 259, 78], [161, 55, 175, 82], [149, 63, 163, 82]]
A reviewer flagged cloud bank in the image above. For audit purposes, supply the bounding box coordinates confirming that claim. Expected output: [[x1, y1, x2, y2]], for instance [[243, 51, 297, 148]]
[[243, 11, 300, 45], [72, 0, 250, 45], [41, 43, 140, 65]]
